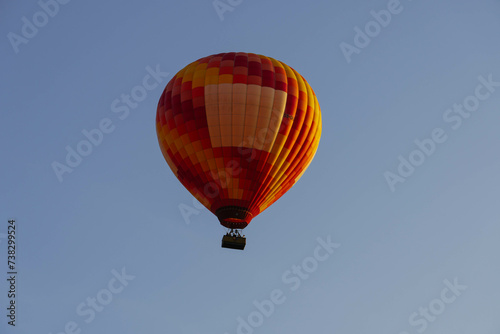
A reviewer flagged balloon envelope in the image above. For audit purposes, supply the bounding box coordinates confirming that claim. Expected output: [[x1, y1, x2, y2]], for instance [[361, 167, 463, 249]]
[[156, 52, 321, 229]]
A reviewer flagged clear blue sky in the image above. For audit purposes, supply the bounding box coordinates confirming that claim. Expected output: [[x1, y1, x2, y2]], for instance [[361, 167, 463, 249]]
[[2, 0, 500, 333]]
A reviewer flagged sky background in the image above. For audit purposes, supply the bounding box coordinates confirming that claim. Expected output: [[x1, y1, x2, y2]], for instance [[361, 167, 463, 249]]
[[1, 0, 500, 333]]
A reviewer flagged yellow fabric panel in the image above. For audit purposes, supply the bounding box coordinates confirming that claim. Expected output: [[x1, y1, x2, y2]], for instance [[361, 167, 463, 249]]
[[267, 133, 285, 163], [192, 63, 207, 88], [259, 55, 273, 71], [259, 136, 318, 212], [304, 80, 315, 127], [205, 67, 220, 84], [272, 160, 291, 184], [294, 148, 316, 182]]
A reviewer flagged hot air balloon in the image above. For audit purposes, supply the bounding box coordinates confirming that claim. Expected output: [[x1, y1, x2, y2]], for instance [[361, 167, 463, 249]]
[[156, 52, 321, 249]]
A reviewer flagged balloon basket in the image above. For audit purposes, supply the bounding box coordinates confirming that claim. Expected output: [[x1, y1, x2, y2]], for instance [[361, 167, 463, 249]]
[[221, 230, 246, 250]]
